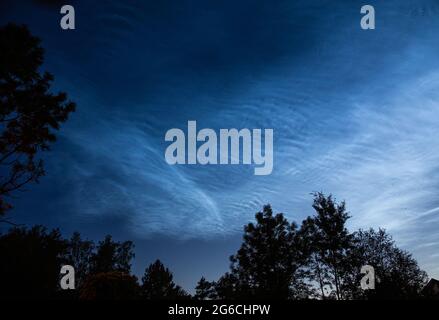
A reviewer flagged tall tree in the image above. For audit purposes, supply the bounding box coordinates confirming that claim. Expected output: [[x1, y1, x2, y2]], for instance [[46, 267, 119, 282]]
[[0, 23, 75, 216], [141, 259, 189, 300], [302, 193, 354, 299], [90, 235, 134, 274], [224, 205, 309, 299]]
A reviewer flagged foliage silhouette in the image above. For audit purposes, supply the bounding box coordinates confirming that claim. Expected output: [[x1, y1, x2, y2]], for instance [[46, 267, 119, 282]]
[[216, 205, 309, 299], [345, 228, 428, 299], [90, 235, 134, 274], [194, 276, 215, 300], [0, 228, 138, 299], [141, 259, 189, 300], [299, 193, 354, 299], [0, 226, 68, 299], [211, 272, 240, 299], [0, 23, 75, 216], [209, 194, 429, 300], [65, 232, 94, 289], [0, 195, 432, 300]]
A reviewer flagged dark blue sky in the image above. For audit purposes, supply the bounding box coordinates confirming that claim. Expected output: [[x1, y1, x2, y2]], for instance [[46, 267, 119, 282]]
[[2, 0, 439, 290]]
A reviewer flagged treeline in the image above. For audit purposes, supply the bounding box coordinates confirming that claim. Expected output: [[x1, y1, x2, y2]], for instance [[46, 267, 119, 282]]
[[0, 193, 432, 300]]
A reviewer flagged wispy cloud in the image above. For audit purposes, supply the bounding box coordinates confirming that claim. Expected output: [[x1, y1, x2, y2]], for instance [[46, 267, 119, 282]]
[[5, 0, 439, 278]]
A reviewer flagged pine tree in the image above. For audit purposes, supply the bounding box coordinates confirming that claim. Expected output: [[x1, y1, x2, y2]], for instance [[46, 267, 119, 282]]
[[141, 259, 189, 299], [222, 205, 309, 299]]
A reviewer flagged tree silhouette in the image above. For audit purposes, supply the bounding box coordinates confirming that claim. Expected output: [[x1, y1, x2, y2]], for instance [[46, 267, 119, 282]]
[[345, 228, 428, 299], [194, 276, 215, 300], [0, 23, 75, 216], [300, 193, 354, 299], [299, 216, 331, 298], [219, 205, 309, 299], [0, 226, 68, 299], [90, 235, 134, 274], [141, 259, 189, 300], [0, 195, 432, 300], [65, 232, 94, 289]]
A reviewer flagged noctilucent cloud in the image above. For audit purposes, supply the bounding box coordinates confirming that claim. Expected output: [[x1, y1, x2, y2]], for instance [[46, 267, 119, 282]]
[[2, 0, 439, 288]]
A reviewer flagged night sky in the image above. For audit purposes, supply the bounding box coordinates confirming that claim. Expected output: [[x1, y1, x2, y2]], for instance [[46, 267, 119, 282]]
[[1, 0, 439, 291]]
